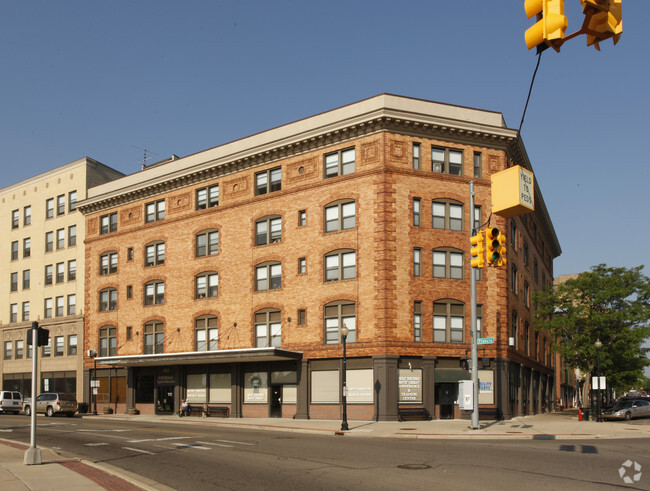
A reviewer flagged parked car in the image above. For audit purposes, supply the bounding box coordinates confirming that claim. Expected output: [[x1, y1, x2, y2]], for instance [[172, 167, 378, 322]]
[[0, 391, 23, 414], [602, 399, 650, 421], [23, 393, 77, 417]]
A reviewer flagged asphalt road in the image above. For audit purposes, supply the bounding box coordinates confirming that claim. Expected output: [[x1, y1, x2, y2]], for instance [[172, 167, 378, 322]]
[[1, 414, 648, 490]]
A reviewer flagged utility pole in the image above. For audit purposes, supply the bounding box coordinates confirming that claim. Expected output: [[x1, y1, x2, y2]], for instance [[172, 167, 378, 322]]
[[469, 182, 480, 430], [24, 322, 42, 465]]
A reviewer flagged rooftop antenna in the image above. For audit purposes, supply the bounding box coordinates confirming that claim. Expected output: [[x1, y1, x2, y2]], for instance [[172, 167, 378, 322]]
[[131, 145, 160, 170]]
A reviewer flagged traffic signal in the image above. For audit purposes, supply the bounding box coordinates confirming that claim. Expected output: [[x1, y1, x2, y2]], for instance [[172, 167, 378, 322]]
[[470, 230, 485, 269], [580, 0, 622, 51], [525, 0, 569, 52], [26, 322, 49, 346], [486, 228, 507, 267]]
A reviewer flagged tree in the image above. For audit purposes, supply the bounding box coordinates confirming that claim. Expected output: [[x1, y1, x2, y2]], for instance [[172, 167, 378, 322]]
[[534, 265, 650, 404]]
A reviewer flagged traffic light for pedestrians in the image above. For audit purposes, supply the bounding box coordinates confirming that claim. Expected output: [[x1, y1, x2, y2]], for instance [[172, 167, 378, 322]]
[[580, 0, 622, 50], [486, 228, 507, 267], [470, 231, 485, 269], [525, 0, 568, 52]]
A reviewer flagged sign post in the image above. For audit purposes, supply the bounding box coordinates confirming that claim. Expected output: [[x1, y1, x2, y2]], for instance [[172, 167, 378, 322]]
[[24, 322, 42, 465]]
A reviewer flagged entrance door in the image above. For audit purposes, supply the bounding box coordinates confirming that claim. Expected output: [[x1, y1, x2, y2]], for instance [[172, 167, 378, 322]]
[[437, 383, 456, 419], [270, 385, 282, 418], [157, 385, 174, 414]]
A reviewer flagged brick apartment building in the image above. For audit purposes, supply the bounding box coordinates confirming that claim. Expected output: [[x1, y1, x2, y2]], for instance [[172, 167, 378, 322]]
[[78, 94, 560, 420], [1, 158, 124, 402]]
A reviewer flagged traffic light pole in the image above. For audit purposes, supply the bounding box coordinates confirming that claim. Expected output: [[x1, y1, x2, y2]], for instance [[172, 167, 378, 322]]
[[469, 182, 479, 430], [24, 322, 42, 465]]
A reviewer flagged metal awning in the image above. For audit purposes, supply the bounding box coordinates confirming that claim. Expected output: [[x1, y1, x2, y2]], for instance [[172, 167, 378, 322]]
[[435, 368, 470, 383], [95, 347, 302, 368]]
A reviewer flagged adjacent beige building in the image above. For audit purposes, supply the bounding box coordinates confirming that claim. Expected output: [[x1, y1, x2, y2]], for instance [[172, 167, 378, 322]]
[[1, 157, 124, 403]]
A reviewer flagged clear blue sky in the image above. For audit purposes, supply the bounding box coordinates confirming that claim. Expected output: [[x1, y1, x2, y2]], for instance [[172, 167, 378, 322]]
[[1, 1, 648, 279]]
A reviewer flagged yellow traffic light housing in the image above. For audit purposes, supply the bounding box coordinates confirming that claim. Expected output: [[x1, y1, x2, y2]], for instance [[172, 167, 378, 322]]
[[580, 0, 622, 51], [486, 228, 507, 267], [525, 0, 569, 52], [470, 231, 485, 269]]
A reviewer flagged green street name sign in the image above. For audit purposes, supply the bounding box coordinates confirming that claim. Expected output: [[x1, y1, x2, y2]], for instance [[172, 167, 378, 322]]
[[477, 337, 495, 345]]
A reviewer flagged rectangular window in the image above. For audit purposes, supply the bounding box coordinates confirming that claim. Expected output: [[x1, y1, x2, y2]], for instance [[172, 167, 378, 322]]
[[255, 167, 282, 195], [57, 194, 65, 215], [511, 264, 518, 293], [473, 152, 482, 178], [56, 263, 65, 283], [432, 201, 463, 231], [11, 241, 18, 260], [11, 210, 19, 229], [23, 270, 30, 289], [46, 198, 54, 219], [68, 191, 77, 211], [413, 198, 421, 226], [298, 257, 306, 275], [196, 184, 219, 209], [433, 301, 464, 343], [412, 143, 421, 170], [413, 248, 422, 277], [324, 148, 355, 178], [68, 334, 77, 356], [16, 340, 24, 359], [56, 228, 65, 249], [10, 304, 18, 323], [324, 201, 355, 233], [55, 336, 64, 356], [431, 147, 463, 175], [55, 296, 64, 317], [10, 272, 18, 292], [67, 294, 76, 315], [24, 206, 32, 226], [45, 232, 54, 252], [23, 238, 31, 258], [255, 217, 282, 245], [68, 225, 77, 247], [414, 301, 422, 342], [100, 213, 117, 234], [45, 265, 53, 285], [145, 243, 165, 266], [145, 199, 166, 223], [44, 298, 53, 318], [4, 341, 12, 360], [68, 260, 76, 281], [298, 309, 306, 326], [298, 210, 307, 227], [22, 302, 29, 321]]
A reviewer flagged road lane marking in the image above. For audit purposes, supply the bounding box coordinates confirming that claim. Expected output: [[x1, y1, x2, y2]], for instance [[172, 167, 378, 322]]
[[194, 441, 234, 448], [215, 439, 254, 446], [123, 447, 154, 455], [84, 443, 109, 446], [172, 443, 210, 450], [128, 436, 191, 443]]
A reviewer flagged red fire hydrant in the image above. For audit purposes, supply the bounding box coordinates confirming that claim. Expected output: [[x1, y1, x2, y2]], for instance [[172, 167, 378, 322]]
[[578, 408, 583, 421]]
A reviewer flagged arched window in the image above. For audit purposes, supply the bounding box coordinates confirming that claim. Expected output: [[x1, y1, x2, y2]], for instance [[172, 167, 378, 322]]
[[144, 321, 164, 354], [433, 300, 464, 343], [99, 326, 117, 357], [255, 262, 281, 291], [324, 301, 356, 344], [99, 251, 117, 275], [99, 288, 117, 311], [254, 309, 281, 347], [196, 229, 219, 257], [195, 272, 218, 298], [145, 241, 165, 267], [144, 281, 164, 306], [432, 199, 463, 231], [324, 200, 355, 233], [195, 316, 218, 351], [255, 215, 282, 245], [324, 250, 356, 282]]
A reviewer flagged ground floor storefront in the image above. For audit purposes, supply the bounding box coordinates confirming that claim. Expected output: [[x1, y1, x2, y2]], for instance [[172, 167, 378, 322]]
[[90, 350, 554, 421]]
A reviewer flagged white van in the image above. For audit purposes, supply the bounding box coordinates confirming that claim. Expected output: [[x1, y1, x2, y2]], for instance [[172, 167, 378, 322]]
[[0, 391, 23, 414]]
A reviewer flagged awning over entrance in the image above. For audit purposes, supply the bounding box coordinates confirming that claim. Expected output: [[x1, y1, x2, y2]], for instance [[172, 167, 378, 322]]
[[435, 368, 470, 383], [95, 347, 302, 368]]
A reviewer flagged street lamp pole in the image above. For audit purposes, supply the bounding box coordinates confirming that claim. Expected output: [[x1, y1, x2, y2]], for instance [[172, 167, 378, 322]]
[[89, 349, 98, 415], [340, 323, 349, 431], [595, 339, 603, 422]]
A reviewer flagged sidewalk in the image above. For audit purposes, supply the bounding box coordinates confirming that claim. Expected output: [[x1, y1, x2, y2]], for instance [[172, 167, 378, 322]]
[[1, 410, 648, 490]]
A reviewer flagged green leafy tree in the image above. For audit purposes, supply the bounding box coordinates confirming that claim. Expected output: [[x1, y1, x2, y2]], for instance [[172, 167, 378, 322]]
[[534, 265, 650, 404]]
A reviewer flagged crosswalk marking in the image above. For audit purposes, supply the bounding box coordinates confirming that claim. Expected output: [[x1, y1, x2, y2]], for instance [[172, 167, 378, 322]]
[[172, 443, 211, 450], [194, 440, 234, 448], [215, 439, 254, 446], [84, 442, 109, 446], [128, 436, 191, 443]]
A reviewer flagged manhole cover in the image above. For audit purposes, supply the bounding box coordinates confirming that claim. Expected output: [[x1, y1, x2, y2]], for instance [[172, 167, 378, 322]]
[[398, 464, 431, 470]]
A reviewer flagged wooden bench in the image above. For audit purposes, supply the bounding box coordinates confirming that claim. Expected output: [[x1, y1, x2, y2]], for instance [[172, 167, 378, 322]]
[[182, 404, 229, 418], [398, 407, 432, 422], [478, 407, 502, 420]]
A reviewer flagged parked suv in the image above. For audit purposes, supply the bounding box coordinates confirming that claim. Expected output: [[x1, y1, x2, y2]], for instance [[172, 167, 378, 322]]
[[24, 393, 77, 417], [0, 391, 23, 414]]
